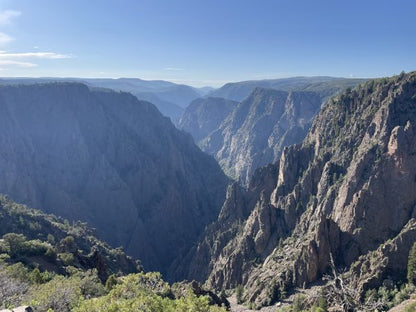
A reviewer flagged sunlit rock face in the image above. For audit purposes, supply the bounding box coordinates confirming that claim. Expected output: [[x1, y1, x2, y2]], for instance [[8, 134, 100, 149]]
[[186, 73, 416, 307]]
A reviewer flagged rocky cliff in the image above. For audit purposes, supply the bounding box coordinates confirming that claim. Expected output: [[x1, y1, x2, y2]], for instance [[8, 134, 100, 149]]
[[181, 79, 363, 187], [178, 97, 238, 143], [187, 72, 416, 308], [200, 88, 324, 186], [0, 82, 228, 279]]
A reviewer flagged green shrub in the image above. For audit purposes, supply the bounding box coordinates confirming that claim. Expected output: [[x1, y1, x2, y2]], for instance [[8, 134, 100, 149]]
[[393, 284, 415, 306], [47, 234, 55, 245], [105, 274, 118, 291], [60, 236, 77, 253], [28, 275, 82, 312], [59, 252, 75, 266], [24, 239, 49, 256], [316, 295, 327, 311], [79, 270, 105, 299], [2, 233, 26, 258], [44, 246, 57, 262], [3, 262, 30, 281], [408, 242, 416, 284], [293, 294, 306, 312], [74, 273, 226, 312], [29, 267, 43, 284], [0, 253, 10, 262], [236, 284, 244, 304]]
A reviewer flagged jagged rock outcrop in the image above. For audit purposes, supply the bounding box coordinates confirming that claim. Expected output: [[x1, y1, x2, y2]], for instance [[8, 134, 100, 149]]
[[0, 82, 228, 279], [181, 79, 364, 187], [188, 72, 416, 308], [201, 88, 323, 186], [347, 219, 416, 295], [181, 163, 279, 284]]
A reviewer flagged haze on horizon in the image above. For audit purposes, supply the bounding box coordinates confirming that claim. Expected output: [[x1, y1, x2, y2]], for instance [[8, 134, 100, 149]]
[[0, 0, 415, 87]]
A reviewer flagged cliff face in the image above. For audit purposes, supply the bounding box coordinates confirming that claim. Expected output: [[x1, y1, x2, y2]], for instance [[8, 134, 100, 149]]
[[178, 97, 238, 143], [187, 72, 416, 307], [201, 88, 323, 186], [0, 83, 228, 279], [181, 81, 363, 187]]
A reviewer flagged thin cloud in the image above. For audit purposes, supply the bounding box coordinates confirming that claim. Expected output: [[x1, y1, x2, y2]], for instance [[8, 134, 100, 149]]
[[0, 51, 72, 69], [0, 33, 13, 45], [0, 10, 21, 25], [0, 59, 37, 67], [0, 51, 72, 59], [164, 67, 184, 71]]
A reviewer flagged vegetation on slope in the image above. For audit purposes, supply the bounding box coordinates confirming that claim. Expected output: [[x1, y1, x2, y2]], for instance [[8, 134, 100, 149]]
[[0, 195, 227, 312]]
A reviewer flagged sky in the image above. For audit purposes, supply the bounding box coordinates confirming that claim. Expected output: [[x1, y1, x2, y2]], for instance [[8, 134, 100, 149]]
[[0, 0, 415, 87]]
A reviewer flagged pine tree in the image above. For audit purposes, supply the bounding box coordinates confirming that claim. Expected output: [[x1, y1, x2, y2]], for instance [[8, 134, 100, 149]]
[[407, 242, 416, 284]]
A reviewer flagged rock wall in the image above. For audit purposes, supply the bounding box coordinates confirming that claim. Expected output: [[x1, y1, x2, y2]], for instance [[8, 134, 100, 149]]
[[0, 83, 228, 279], [188, 72, 416, 307]]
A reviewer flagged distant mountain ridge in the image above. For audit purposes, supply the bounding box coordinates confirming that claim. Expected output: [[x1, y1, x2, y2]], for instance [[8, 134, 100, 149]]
[[180, 77, 364, 186], [208, 76, 366, 102], [0, 82, 228, 278], [0, 77, 207, 123]]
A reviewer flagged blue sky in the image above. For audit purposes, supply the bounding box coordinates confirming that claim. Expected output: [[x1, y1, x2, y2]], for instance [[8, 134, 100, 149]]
[[0, 0, 415, 87]]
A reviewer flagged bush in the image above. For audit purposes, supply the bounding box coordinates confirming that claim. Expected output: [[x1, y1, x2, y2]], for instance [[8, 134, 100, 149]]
[[29, 267, 43, 284], [59, 253, 75, 266], [105, 274, 118, 291], [2, 233, 26, 258], [74, 273, 226, 312], [28, 275, 82, 312], [78, 269, 105, 299], [60, 236, 77, 253], [235, 284, 244, 304], [293, 294, 306, 312], [47, 234, 55, 245], [3, 262, 30, 281], [408, 242, 416, 284], [44, 246, 57, 262], [24, 239, 49, 256]]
